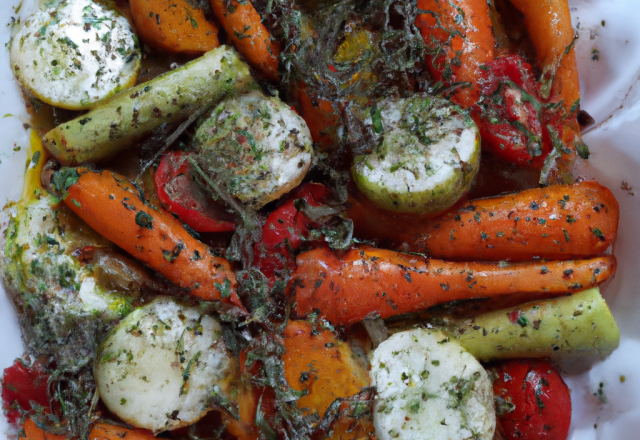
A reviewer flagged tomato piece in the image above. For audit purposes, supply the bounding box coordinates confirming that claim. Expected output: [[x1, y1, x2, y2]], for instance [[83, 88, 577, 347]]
[[155, 151, 235, 232], [2, 359, 50, 425], [493, 359, 571, 440]]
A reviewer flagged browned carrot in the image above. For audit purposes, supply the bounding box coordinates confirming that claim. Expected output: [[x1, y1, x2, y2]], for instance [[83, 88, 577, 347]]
[[295, 85, 342, 152], [508, 0, 579, 108], [415, 0, 496, 107], [347, 181, 619, 262], [282, 321, 370, 420], [129, 0, 220, 55], [60, 168, 241, 306], [288, 246, 616, 326], [20, 419, 155, 440], [210, 0, 281, 81]]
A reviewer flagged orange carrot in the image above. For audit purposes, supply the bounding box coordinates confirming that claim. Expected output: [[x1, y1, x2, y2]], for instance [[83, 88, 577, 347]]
[[129, 0, 219, 55], [60, 168, 241, 306], [348, 181, 619, 262], [20, 419, 155, 440], [415, 0, 496, 107], [20, 419, 65, 440], [295, 85, 341, 152], [282, 321, 370, 419], [210, 0, 281, 81], [508, 0, 579, 109], [288, 246, 616, 326]]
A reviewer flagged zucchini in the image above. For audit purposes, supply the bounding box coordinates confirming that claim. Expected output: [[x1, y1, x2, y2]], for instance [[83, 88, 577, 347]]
[[444, 287, 620, 372], [10, 0, 141, 111], [44, 46, 256, 165], [370, 329, 495, 440], [194, 90, 313, 208], [352, 95, 480, 215], [94, 297, 236, 433]]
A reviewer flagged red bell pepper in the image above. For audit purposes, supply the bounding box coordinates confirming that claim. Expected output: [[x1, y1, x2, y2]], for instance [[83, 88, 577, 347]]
[[154, 151, 235, 233], [2, 359, 50, 425]]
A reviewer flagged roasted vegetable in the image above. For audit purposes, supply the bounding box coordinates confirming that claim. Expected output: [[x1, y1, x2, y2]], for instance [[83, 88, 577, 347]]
[[370, 329, 495, 440], [288, 246, 616, 326], [194, 90, 313, 208], [210, 0, 281, 81], [10, 0, 140, 110], [444, 287, 620, 371], [351, 180, 619, 262], [95, 297, 235, 432], [57, 168, 241, 306], [492, 360, 571, 440], [44, 46, 256, 165], [129, 0, 219, 55], [352, 96, 480, 215]]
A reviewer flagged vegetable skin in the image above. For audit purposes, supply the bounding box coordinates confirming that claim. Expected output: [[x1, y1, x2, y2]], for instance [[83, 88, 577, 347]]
[[129, 0, 219, 55], [61, 168, 241, 306], [20, 418, 156, 440], [288, 246, 616, 326], [282, 321, 370, 420], [447, 287, 619, 372], [44, 46, 256, 165], [415, 0, 496, 107], [349, 180, 619, 262], [210, 0, 281, 81]]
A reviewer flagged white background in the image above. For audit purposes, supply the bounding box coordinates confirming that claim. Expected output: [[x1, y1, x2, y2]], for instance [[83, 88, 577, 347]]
[[0, 0, 639, 438]]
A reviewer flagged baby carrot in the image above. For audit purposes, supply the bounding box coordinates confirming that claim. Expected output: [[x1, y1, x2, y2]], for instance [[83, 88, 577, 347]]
[[210, 0, 281, 81], [415, 0, 495, 107], [59, 168, 241, 306], [20, 418, 156, 440], [508, 0, 579, 108], [129, 0, 219, 55], [288, 246, 616, 327], [295, 85, 342, 152], [282, 321, 370, 420], [348, 181, 619, 262]]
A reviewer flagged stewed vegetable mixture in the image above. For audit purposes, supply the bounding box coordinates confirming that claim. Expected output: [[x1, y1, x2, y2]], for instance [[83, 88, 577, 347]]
[[0, 0, 621, 439]]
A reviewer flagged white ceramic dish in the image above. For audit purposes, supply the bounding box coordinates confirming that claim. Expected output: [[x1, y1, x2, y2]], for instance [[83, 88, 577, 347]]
[[1, 0, 639, 438]]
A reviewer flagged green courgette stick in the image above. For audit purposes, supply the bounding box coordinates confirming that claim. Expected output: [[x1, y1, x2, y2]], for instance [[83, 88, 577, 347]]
[[445, 287, 619, 371], [44, 46, 256, 165]]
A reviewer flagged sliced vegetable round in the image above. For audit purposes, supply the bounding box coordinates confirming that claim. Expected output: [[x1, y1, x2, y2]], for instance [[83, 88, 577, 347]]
[[10, 0, 140, 110], [194, 90, 313, 208], [352, 95, 480, 214], [370, 328, 495, 440], [155, 151, 235, 232], [94, 297, 236, 433]]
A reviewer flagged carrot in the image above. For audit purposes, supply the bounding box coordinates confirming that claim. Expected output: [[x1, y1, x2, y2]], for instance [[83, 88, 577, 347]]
[[20, 419, 155, 440], [129, 0, 219, 55], [288, 246, 616, 327], [347, 181, 619, 262], [210, 0, 281, 81], [508, 0, 579, 109], [59, 168, 241, 306], [295, 85, 341, 152], [282, 321, 370, 420], [415, 0, 496, 107], [20, 419, 65, 440]]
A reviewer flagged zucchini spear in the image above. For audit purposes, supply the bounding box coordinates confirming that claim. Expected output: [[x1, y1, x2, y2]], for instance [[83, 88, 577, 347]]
[[44, 46, 256, 165], [443, 287, 619, 372]]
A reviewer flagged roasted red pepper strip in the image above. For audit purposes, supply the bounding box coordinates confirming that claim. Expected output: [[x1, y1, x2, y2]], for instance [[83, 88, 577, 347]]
[[1, 359, 50, 425], [155, 151, 235, 233], [253, 183, 330, 287], [473, 54, 553, 168]]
